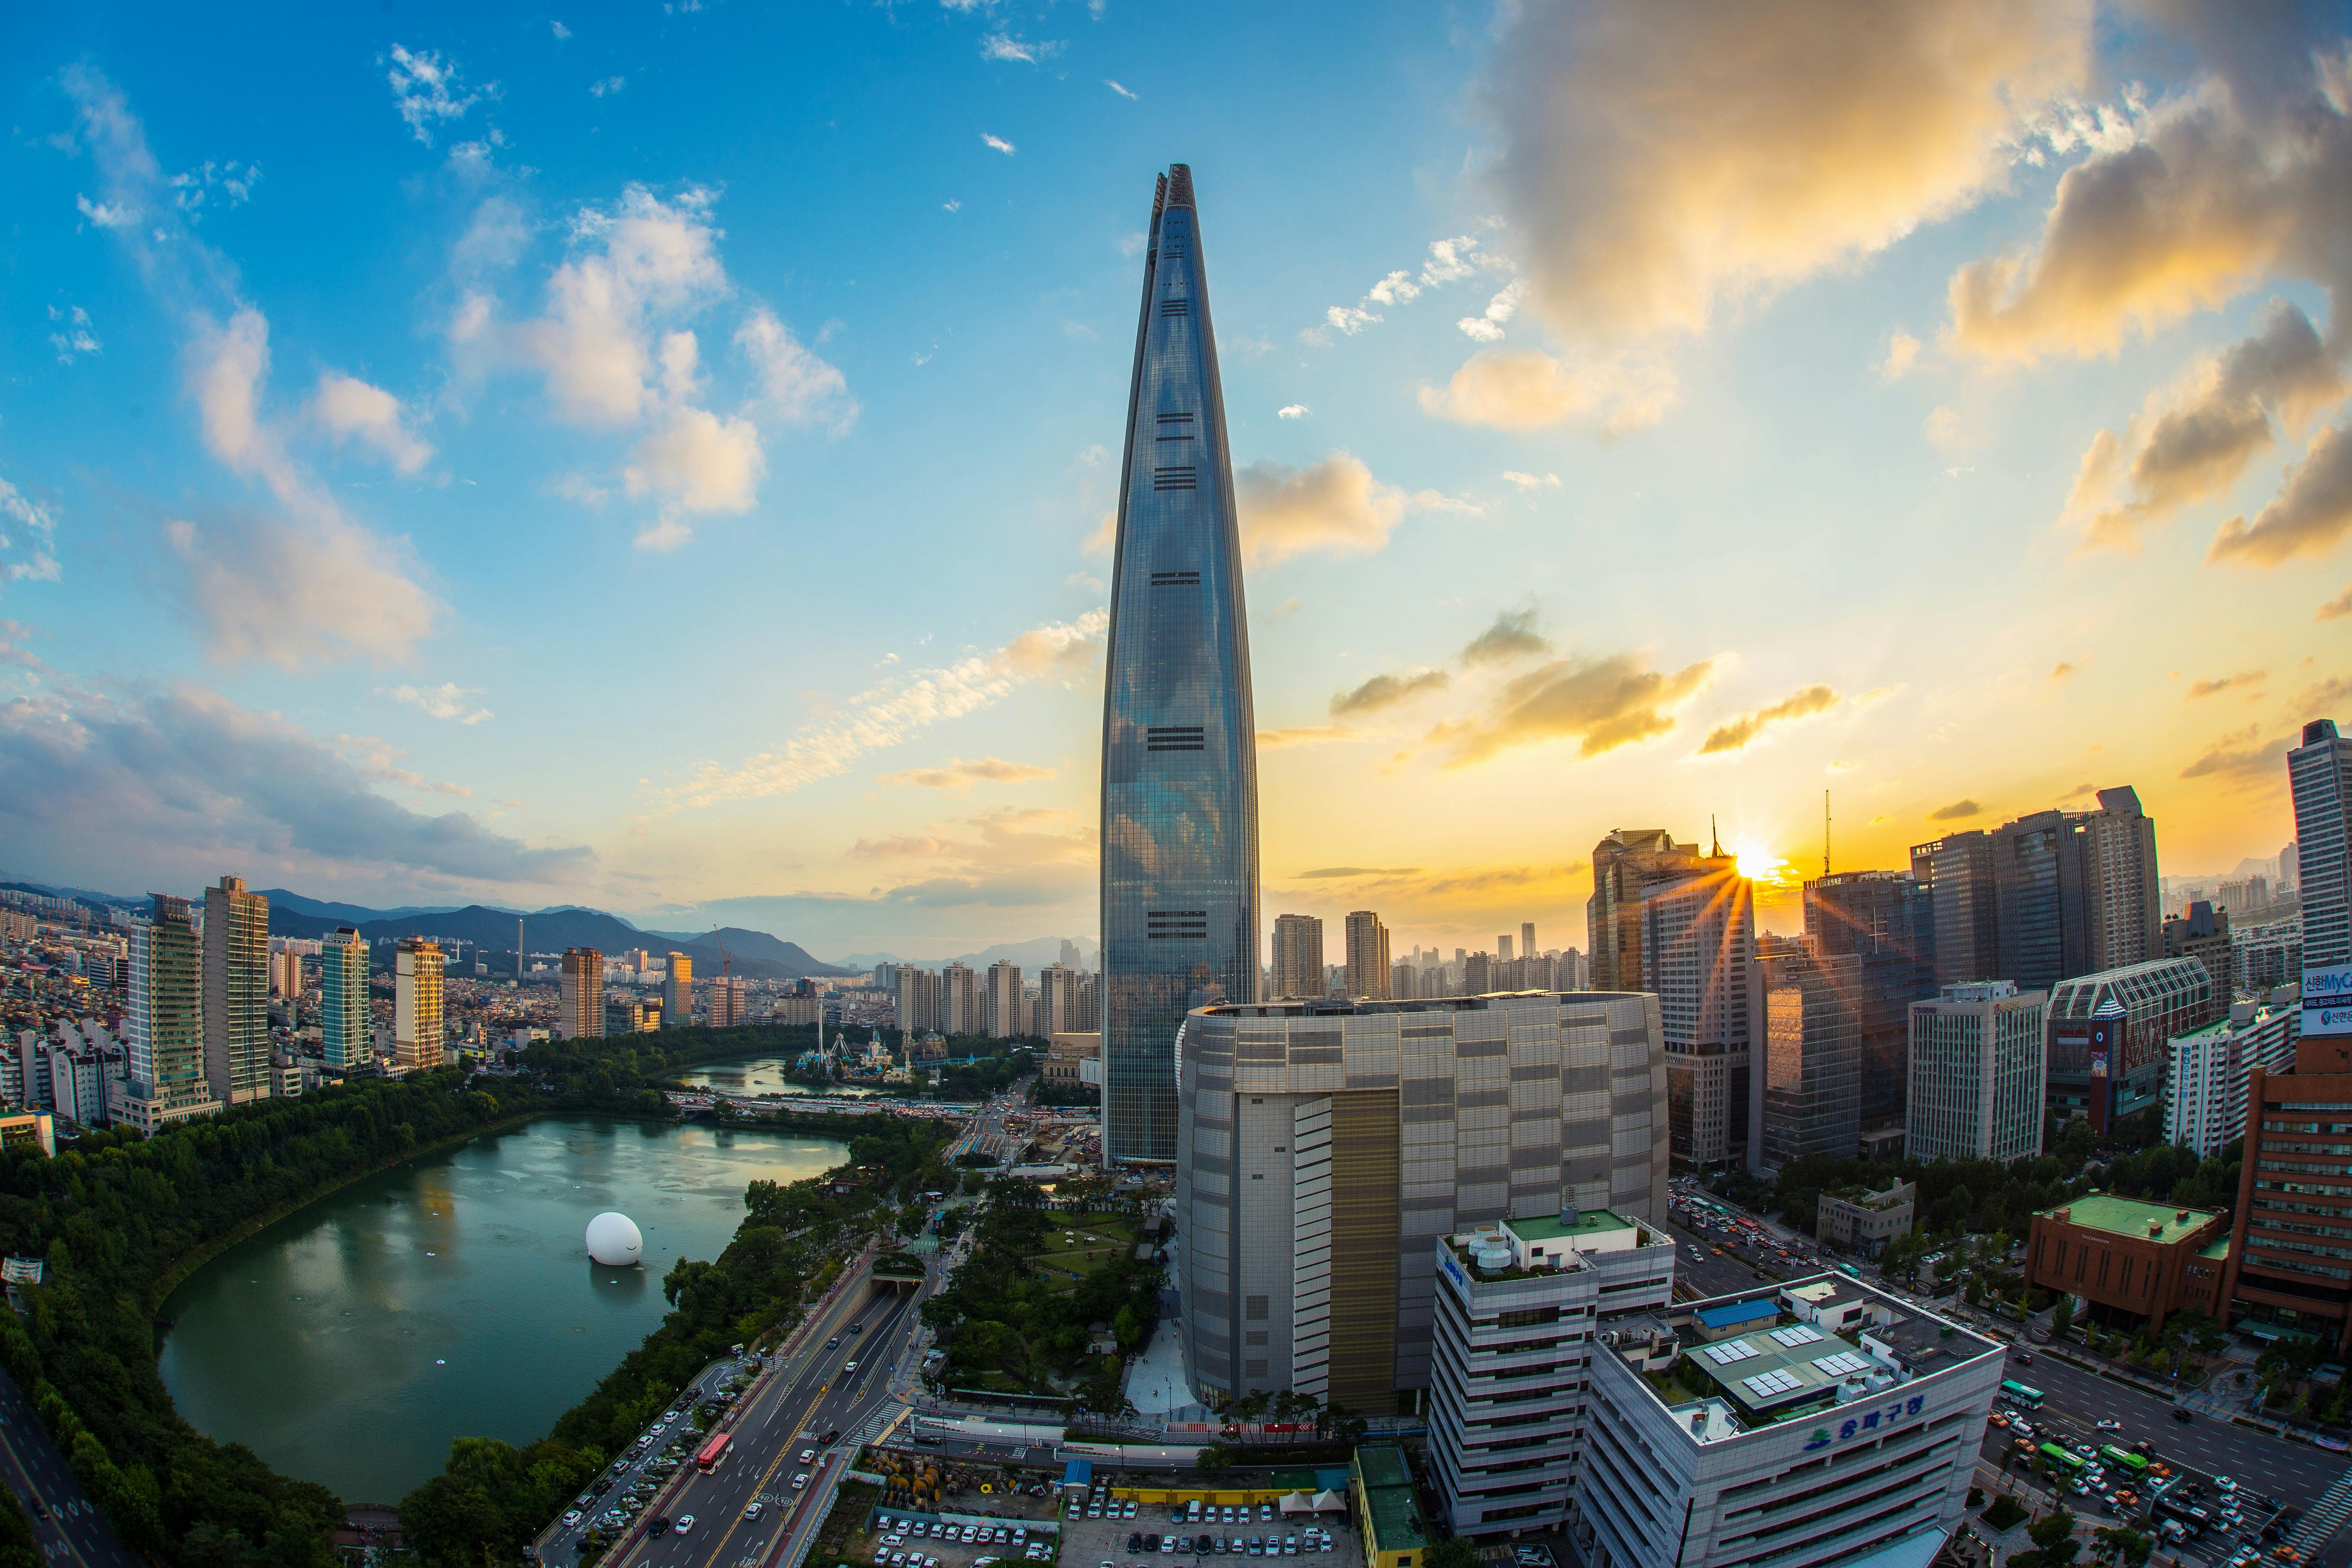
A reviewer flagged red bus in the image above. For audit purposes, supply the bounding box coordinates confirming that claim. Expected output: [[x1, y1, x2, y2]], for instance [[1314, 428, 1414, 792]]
[[696, 1432, 732, 1473]]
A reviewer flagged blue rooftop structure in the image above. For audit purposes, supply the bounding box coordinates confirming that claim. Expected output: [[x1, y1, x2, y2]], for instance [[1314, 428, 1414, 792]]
[[1062, 1459, 1093, 1489], [1694, 1298, 1779, 1330]]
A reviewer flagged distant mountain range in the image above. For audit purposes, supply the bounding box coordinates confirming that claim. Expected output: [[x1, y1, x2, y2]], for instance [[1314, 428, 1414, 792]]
[[257, 896, 857, 979]]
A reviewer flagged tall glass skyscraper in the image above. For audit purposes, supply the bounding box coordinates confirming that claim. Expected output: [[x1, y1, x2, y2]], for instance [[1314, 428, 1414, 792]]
[[1099, 164, 1261, 1164]]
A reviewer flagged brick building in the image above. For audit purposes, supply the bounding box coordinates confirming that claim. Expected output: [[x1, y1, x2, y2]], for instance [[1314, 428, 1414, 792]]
[[2027, 1193, 2227, 1334], [2220, 1032, 2352, 1351]]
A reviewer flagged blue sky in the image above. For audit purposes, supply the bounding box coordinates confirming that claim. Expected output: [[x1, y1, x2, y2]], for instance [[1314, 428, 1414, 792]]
[[3, 1, 2348, 959]]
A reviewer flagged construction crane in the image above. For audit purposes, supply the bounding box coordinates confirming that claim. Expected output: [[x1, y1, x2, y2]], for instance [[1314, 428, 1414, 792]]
[[712, 925, 731, 978]]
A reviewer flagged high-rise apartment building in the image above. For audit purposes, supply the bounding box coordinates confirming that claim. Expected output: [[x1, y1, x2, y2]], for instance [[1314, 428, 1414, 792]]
[[2292, 719, 2352, 970], [395, 938, 444, 1073], [560, 948, 606, 1039], [271, 948, 304, 1000], [320, 927, 369, 1071], [939, 962, 979, 1035], [1344, 910, 1392, 999], [2162, 900, 2235, 1000], [1270, 914, 1324, 1000], [707, 975, 745, 1028], [2045, 956, 2215, 1132], [1497, 934, 1514, 963], [1522, 922, 1537, 963], [1175, 990, 1669, 1407], [124, 894, 217, 1130], [2165, 995, 2300, 1158], [1036, 964, 1081, 1035], [1803, 870, 1936, 1132], [986, 961, 1023, 1039], [898, 965, 939, 1035], [1905, 982, 2046, 1164], [2079, 787, 2161, 971], [1099, 163, 1260, 1165], [1758, 949, 1862, 1169], [1640, 858, 1756, 1169], [664, 952, 693, 1029], [202, 876, 271, 1105]]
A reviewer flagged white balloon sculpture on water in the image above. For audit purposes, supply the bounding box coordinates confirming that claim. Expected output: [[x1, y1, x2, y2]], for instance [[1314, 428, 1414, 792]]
[[586, 1211, 644, 1267]]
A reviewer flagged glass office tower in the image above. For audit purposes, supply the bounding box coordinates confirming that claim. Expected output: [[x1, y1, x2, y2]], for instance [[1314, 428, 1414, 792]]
[[1099, 164, 1261, 1164]]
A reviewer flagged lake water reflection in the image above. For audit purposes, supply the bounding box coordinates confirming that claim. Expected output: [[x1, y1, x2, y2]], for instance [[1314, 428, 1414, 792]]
[[156, 1115, 845, 1504]]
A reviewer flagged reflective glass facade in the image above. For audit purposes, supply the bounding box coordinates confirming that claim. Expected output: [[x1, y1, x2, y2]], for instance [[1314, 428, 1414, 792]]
[[1099, 165, 1260, 1163]]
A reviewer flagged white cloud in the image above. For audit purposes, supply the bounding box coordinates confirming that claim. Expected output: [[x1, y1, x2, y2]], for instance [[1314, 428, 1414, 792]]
[[551, 20, 571, 38], [590, 76, 626, 97], [166, 509, 442, 669], [1365, 270, 1421, 306], [624, 406, 766, 548], [1456, 278, 1526, 342], [1326, 305, 1381, 336], [0, 476, 62, 588], [385, 682, 493, 725], [980, 32, 1062, 63], [735, 308, 858, 433], [1277, 404, 1308, 420], [1502, 470, 1561, 489], [386, 44, 488, 147], [1105, 79, 1137, 99], [312, 372, 435, 475], [75, 194, 135, 229], [982, 133, 1017, 155], [656, 608, 1109, 808], [943, 199, 961, 212], [1879, 331, 1923, 380], [186, 307, 312, 514], [516, 186, 729, 428], [169, 159, 262, 215], [1234, 451, 1475, 566], [47, 305, 101, 364], [1420, 349, 1678, 435], [635, 518, 692, 552]]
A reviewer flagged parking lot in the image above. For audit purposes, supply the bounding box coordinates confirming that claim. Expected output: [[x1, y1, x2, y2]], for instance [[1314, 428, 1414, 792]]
[[861, 1510, 1059, 1568], [1056, 1489, 1362, 1568]]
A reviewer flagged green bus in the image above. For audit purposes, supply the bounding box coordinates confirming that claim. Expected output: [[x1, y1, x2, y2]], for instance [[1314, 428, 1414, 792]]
[[2098, 1445, 2148, 1473], [2039, 1442, 2086, 1471], [2000, 1380, 2046, 1410]]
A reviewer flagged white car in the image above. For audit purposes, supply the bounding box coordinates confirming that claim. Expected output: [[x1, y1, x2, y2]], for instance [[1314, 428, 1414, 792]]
[[800, 1449, 818, 1464], [676, 1516, 695, 1534], [792, 1473, 810, 1490], [744, 1503, 764, 1521], [2096, 1419, 2122, 1433]]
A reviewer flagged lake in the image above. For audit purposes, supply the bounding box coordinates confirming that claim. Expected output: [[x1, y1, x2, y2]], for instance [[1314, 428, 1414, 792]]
[[156, 1114, 848, 1504], [674, 1056, 880, 1099]]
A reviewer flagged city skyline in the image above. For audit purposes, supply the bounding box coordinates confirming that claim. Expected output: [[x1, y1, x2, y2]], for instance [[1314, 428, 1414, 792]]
[[1, 4, 2346, 962]]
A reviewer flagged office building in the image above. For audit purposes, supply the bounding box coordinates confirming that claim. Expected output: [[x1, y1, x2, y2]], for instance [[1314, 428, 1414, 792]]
[[2294, 719, 2352, 971], [2045, 956, 2215, 1131], [1913, 789, 2161, 993], [940, 962, 979, 1035], [1344, 910, 1392, 1000], [320, 927, 370, 1071], [1756, 949, 1861, 1169], [1174, 990, 1669, 1409], [2224, 1028, 2352, 1348], [1814, 1182, 1915, 1259], [986, 961, 1023, 1038], [1588, 830, 1706, 992], [605, 997, 645, 1036], [1426, 1212, 1677, 1534], [2165, 993, 2300, 1158], [1270, 914, 1324, 1001], [202, 875, 271, 1105], [707, 975, 746, 1029], [1905, 983, 2046, 1164], [560, 948, 606, 1039], [664, 952, 693, 1029], [2027, 1195, 2227, 1334], [395, 938, 444, 1072], [1099, 163, 1261, 1165], [1521, 923, 1537, 965], [124, 894, 219, 1130], [1638, 857, 1755, 1169], [1575, 1277, 2003, 1568], [2162, 900, 2234, 1001], [1803, 870, 1936, 1132]]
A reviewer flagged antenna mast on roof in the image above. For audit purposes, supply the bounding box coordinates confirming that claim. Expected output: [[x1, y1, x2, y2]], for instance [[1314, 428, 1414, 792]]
[[1824, 790, 1832, 879], [1710, 814, 1722, 858]]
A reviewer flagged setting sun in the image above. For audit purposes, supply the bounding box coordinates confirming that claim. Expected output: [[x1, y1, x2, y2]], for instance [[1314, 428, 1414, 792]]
[[1733, 841, 1792, 888]]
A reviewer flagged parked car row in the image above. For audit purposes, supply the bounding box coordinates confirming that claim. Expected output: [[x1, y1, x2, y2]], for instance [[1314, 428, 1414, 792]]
[[1124, 1531, 1336, 1556]]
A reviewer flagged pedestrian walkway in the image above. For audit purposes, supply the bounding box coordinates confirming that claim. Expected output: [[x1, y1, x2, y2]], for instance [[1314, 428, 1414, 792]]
[[2285, 1464, 2352, 1558]]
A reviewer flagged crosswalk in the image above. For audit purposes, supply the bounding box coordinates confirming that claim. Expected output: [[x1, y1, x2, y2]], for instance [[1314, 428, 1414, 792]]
[[2286, 1464, 2352, 1557]]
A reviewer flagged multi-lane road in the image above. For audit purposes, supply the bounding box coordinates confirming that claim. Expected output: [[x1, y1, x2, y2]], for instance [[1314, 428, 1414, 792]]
[[600, 1267, 926, 1568], [0, 1367, 141, 1568]]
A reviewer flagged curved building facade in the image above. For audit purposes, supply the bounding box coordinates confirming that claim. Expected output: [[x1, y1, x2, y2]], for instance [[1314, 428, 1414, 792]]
[[1099, 164, 1261, 1164]]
